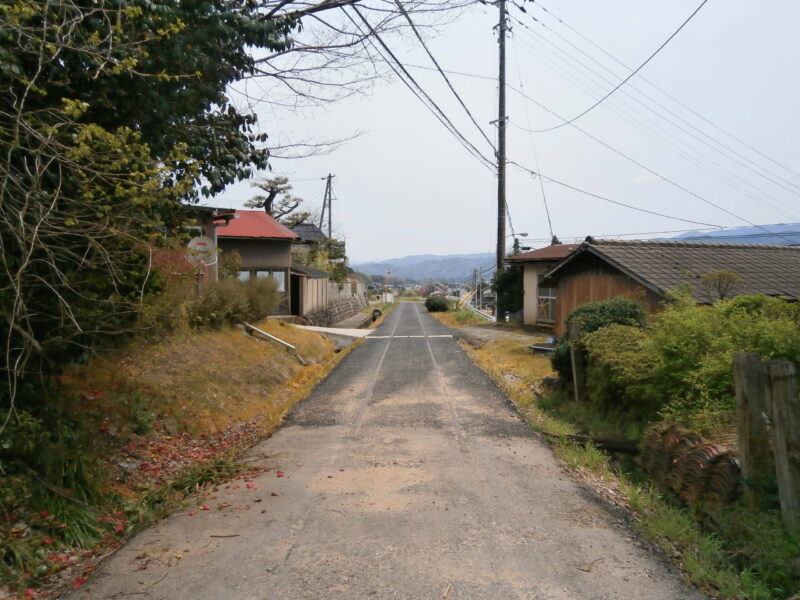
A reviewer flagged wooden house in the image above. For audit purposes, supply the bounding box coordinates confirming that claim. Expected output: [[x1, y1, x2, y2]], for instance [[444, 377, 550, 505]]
[[216, 210, 300, 313], [505, 243, 579, 328], [540, 239, 800, 336]]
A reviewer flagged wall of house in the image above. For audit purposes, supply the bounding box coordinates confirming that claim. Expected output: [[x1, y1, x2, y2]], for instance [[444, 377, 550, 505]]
[[521, 263, 552, 325], [218, 238, 291, 269], [193, 213, 218, 287], [553, 260, 662, 336], [301, 277, 328, 316]]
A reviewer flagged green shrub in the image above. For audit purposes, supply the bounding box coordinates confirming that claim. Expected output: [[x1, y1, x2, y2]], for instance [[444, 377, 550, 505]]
[[582, 324, 661, 415], [647, 294, 800, 433], [568, 296, 646, 334], [219, 249, 243, 279], [551, 297, 647, 379], [243, 277, 281, 321], [425, 296, 450, 312], [189, 277, 280, 328], [137, 247, 195, 335], [569, 293, 800, 436], [550, 337, 573, 379], [494, 265, 523, 314]]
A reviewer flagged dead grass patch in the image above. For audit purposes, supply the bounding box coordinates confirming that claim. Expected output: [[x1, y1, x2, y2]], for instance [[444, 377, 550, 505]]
[[60, 320, 337, 437], [431, 309, 487, 328]]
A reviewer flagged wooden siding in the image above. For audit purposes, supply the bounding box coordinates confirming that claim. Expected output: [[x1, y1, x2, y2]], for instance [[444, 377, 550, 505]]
[[553, 271, 662, 336], [521, 261, 561, 326], [301, 276, 328, 316], [218, 238, 291, 270]]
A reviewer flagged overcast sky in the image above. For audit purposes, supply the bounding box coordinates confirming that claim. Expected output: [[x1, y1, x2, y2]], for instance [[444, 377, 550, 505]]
[[211, 0, 800, 264]]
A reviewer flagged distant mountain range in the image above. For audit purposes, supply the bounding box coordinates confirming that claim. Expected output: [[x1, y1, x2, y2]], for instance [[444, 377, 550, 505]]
[[668, 223, 800, 245], [352, 253, 494, 282], [352, 224, 800, 282]]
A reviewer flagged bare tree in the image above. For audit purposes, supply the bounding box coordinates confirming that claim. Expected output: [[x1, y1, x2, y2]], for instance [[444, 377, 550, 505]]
[[700, 269, 742, 301]]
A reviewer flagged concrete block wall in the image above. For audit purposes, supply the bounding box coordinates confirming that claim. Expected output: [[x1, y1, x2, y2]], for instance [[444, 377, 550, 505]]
[[307, 293, 367, 327]]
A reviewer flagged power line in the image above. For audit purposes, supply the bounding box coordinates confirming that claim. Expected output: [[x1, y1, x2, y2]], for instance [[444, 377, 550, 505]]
[[510, 11, 800, 198], [519, 227, 722, 242], [519, 227, 800, 243], [344, 6, 496, 172], [512, 0, 710, 133], [508, 32, 800, 221], [409, 55, 800, 222], [393, 0, 496, 152], [508, 159, 800, 246], [534, 0, 800, 179], [510, 33, 554, 239], [506, 160, 722, 229]]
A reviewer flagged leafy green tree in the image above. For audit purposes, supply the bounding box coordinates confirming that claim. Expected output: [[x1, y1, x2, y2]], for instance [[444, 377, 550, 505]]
[[493, 265, 524, 314], [0, 0, 301, 412]]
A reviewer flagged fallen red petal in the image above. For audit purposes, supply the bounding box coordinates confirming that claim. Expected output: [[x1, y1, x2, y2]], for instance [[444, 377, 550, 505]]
[[72, 577, 88, 589]]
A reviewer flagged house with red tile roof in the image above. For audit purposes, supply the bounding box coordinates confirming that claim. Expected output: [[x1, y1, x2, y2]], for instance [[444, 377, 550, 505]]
[[217, 210, 300, 313]]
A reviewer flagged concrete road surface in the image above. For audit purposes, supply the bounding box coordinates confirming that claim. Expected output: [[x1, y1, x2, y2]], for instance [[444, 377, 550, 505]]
[[71, 302, 703, 600]]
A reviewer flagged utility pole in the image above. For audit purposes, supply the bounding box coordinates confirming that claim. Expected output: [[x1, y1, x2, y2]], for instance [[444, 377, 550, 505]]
[[495, 0, 507, 320], [319, 174, 335, 237]]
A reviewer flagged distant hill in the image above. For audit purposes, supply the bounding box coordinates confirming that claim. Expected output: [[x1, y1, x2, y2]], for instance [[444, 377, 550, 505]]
[[670, 223, 800, 245], [352, 253, 495, 282]]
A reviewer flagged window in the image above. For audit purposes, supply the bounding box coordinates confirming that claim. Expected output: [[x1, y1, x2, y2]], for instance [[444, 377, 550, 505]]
[[237, 270, 250, 282], [537, 274, 557, 323], [255, 270, 286, 292]]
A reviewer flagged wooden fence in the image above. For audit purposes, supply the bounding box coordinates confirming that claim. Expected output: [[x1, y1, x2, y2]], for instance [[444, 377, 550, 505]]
[[734, 352, 800, 532]]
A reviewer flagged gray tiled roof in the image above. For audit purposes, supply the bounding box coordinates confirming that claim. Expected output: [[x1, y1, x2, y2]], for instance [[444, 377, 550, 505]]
[[291, 265, 330, 279], [291, 223, 327, 242], [548, 240, 800, 303]]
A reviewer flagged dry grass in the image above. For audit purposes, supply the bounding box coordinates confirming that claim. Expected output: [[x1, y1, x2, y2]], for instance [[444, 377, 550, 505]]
[[60, 319, 340, 437], [431, 308, 488, 328], [461, 339, 574, 437]]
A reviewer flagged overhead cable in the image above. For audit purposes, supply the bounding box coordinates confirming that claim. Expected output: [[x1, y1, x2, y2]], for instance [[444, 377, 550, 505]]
[[510, 13, 800, 197], [344, 6, 496, 172], [514, 0, 710, 133], [506, 160, 722, 229], [508, 34, 800, 221], [510, 35, 554, 239], [393, 0, 496, 152], [534, 0, 800, 180]]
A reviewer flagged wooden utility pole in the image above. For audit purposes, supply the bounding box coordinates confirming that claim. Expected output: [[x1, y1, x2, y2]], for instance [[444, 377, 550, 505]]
[[495, 0, 507, 319], [319, 174, 334, 237]]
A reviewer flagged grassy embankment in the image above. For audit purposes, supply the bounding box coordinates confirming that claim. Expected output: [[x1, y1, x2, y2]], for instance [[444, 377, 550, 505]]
[[1, 320, 349, 598], [431, 313, 798, 600]]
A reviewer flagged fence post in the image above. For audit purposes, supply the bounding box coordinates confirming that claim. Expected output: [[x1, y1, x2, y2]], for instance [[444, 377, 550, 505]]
[[763, 359, 800, 532], [733, 352, 771, 507], [567, 320, 586, 404]]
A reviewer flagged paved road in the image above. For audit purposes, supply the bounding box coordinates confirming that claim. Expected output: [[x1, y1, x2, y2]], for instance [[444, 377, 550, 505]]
[[72, 302, 703, 600]]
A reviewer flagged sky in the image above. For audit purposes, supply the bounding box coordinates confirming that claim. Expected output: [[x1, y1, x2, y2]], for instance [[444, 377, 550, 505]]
[[209, 0, 800, 264]]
